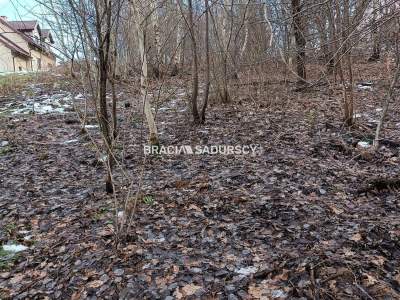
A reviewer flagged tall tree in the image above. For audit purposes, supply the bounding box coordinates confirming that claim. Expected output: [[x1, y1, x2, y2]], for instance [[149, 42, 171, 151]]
[[369, 0, 381, 61], [179, 0, 200, 123], [291, 0, 307, 83], [201, 0, 210, 123]]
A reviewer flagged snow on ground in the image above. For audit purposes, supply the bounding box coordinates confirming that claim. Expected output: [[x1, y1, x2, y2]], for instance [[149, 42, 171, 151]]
[[9, 94, 74, 115], [0, 85, 86, 116], [2, 244, 28, 253], [157, 88, 189, 113]]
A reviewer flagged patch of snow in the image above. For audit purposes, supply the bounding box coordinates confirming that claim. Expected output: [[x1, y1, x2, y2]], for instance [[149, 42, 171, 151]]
[[99, 154, 108, 162], [142, 263, 152, 269], [85, 125, 99, 129], [235, 266, 258, 276], [0, 141, 9, 147], [357, 85, 373, 91], [152, 236, 165, 243], [11, 101, 67, 115], [6, 91, 75, 116], [361, 81, 373, 86], [3, 244, 28, 253], [357, 141, 370, 149], [271, 290, 288, 298], [0, 70, 34, 76], [23, 235, 33, 241], [158, 98, 186, 113], [375, 108, 383, 112], [10, 108, 29, 115], [62, 96, 72, 102], [74, 93, 85, 100], [33, 103, 65, 114], [64, 139, 79, 144]]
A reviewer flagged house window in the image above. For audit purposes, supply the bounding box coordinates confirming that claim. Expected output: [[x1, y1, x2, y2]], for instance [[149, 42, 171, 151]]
[[19, 66, 22, 71], [37, 58, 41, 70]]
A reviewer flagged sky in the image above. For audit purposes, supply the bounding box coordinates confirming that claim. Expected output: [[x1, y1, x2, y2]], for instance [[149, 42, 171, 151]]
[[0, 0, 48, 23]]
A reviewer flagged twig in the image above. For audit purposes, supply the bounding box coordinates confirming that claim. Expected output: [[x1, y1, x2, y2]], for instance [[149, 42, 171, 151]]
[[355, 284, 375, 300]]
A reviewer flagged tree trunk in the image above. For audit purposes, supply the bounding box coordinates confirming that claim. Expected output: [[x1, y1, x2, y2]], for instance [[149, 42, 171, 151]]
[[201, 0, 210, 124], [172, 0, 184, 76], [374, 51, 400, 149], [134, 4, 160, 145], [151, 0, 162, 62], [326, 4, 336, 76], [343, 0, 354, 127], [187, 0, 200, 123], [315, 11, 332, 75], [292, 0, 306, 84], [220, 0, 232, 103], [369, 0, 381, 62], [151, 0, 162, 76], [141, 29, 159, 145], [95, 0, 114, 194]]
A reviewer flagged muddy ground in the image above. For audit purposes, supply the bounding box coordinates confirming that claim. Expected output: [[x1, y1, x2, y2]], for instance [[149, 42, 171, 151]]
[[0, 65, 400, 299]]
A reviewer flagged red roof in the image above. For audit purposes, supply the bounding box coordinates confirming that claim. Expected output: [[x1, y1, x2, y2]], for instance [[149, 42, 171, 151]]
[[8, 20, 38, 32], [0, 17, 43, 50]]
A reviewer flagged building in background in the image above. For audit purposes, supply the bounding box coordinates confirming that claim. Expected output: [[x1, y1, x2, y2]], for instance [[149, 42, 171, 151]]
[[0, 16, 56, 72]]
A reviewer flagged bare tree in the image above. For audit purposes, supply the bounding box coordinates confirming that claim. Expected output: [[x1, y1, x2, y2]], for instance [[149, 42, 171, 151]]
[[374, 35, 400, 149], [369, 0, 381, 61], [292, 0, 306, 84], [179, 0, 200, 123], [201, 0, 210, 123], [132, 1, 160, 145]]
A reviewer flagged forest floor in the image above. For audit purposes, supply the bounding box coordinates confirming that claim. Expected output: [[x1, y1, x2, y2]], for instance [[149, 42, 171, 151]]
[[0, 63, 400, 299]]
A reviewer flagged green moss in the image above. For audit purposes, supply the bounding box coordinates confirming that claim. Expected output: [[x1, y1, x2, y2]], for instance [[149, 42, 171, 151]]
[[0, 247, 19, 271], [38, 152, 49, 160], [143, 195, 155, 206], [0, 146, 12, 156], [4, 223, 17, 236], [92, 206, 111, 222], [130, 115, 141, 126], [0, 109, 12, 118]]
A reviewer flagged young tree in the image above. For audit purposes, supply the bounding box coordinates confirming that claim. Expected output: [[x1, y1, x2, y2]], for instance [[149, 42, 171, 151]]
[[132, 1, 160, 145], [64, 0, 116, 193]]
